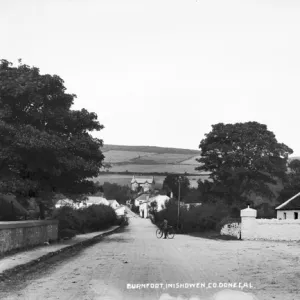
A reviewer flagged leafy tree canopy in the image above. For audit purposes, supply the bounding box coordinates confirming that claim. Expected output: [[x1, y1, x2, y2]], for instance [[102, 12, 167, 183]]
[[0, 59, 105, 203], [278, 159, 300, 203], [196, 122, 293, 205], [162, 174, 190, 200], [102, 182, 131, 204]]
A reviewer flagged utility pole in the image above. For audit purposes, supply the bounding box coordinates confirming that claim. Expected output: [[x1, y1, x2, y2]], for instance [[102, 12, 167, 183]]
[[177, 176, 181, 230]]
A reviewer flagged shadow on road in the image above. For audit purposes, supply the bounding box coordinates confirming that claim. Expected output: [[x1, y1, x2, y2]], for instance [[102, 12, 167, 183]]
[[0, 227, 126, 295], [186, 231, 240, 241]]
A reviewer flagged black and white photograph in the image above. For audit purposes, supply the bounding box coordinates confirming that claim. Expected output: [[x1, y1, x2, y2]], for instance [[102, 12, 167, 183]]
[[0, 0, 300, 299]]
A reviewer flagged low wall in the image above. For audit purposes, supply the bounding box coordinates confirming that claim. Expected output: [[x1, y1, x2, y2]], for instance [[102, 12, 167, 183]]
[[0, 220, 59, 254], [240, 207, 300, 241], [220, 223, 241, 239], [241, 213, 300, 241]]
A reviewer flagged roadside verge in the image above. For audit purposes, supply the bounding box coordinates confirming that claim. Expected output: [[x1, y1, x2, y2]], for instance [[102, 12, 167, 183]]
[[0, 225, 121, 280]]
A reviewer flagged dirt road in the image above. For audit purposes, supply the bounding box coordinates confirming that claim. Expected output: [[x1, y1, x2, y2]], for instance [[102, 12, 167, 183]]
[[0, 211, 299, 300]]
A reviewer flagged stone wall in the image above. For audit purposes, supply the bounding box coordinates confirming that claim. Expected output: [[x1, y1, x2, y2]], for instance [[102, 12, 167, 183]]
[[0, 220, 58, 254], [241, 207, 300, 241], [220, 222, 241, 239]]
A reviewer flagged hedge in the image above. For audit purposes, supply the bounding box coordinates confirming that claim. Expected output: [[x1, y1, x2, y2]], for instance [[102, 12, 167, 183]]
[[52, 204, 117, 238]]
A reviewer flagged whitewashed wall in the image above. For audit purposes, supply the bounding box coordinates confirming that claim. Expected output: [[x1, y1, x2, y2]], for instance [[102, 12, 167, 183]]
[[220, 223, 241, 239], [241, 209, 300, 241], [277, 210, 300, 220]]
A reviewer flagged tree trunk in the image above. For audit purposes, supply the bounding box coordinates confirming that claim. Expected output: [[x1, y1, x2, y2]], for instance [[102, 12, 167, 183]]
[[39, 203, 45, 220]]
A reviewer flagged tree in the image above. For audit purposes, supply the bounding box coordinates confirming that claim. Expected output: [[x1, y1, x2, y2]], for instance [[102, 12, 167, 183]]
[[278, 159, 300, 203], [196, 122, 293, 205], [102, 182, 131, 204], [162, 174, 190, 200], [183, 188, 202, 203], [0, 59, 105, 205], [149, 200, 157, 214]]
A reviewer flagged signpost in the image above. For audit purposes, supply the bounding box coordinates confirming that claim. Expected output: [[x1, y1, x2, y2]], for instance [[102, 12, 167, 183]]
[[177, 176, 181, 230]]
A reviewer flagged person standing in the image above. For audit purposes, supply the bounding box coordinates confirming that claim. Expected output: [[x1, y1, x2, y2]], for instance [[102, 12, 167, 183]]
[[162, 218, 168, 239]]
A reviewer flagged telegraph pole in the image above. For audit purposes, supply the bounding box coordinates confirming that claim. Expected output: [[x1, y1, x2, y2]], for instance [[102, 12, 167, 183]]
[[177, 176, 181, 230]]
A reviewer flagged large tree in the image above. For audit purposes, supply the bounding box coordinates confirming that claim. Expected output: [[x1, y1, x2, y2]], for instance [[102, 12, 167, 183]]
[[278, 159, 300, 202], [196, 122, 293, 205], [162, 174, 190, 200], [0, 59, 105, 207], [102, 182, 132, 204]]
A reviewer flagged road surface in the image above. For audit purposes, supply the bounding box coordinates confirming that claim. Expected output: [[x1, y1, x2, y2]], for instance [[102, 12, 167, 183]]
[[0, 209, 299, 300]]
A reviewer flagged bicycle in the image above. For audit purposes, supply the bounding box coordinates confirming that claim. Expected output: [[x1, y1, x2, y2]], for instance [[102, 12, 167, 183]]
[[156, 225, 175, 239]]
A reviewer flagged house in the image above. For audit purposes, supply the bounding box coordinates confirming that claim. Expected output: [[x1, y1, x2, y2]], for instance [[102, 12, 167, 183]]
[[139, 201, 149, 218], [149, 195, 170, 212], [134, 193, 150, 207], [276, 192, 300, 220], [108, 200, 120, 210], [131, 176, 155, 192], [55, 199, 79, 209], [84, 196, 110, 207], [115, 205, 126, 217]]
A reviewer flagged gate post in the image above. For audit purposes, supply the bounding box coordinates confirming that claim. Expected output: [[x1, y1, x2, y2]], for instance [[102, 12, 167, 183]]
[[240, 206, 257, 240]]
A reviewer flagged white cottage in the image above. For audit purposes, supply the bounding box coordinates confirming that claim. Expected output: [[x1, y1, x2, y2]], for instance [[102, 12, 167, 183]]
[[115, 205, 126, 217], [55, 196, 110, 209], [108, 200, 120, 210], [276, 192, 300, 220], [134, 193, 150, 207]]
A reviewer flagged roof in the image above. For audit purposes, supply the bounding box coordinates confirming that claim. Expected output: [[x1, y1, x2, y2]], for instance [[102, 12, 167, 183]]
[[115, 205, 125, 210], [150, 195, 170, 202], [108, 200, 118, 204], [276, 192, 300, 210], [135, 193, 150, 202], [85, 196, 109, 206], [131, 176, 155, 184]]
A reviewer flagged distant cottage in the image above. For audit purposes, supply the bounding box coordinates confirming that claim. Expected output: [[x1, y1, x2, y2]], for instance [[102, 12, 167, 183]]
[[276, 192, 300, 220], [131, 176, 155, 192]]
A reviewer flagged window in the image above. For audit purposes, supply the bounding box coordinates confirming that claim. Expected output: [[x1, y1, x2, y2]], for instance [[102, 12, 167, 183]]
[[294, 212, 298, 220], [284, 213, 286, 219]]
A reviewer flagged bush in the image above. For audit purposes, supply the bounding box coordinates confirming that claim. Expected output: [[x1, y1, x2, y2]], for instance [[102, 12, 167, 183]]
[[114, 215, 129, 226], [154, 201, 231, 233], [52, 204, 117, 237], [217, 216, 241, 231], [59, 228, 77, 239]]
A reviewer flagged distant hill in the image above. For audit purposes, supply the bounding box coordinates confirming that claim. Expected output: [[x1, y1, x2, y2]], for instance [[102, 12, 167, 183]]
[[102, 144, 200, 155], [100, 144, 201, 174], [100, 144, 299, 175], [289, 156, 300, 162]]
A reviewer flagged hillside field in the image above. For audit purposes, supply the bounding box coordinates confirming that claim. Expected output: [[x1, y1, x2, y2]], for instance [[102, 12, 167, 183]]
[[101, 144, 201, 174], [107, 164, 202, 173]]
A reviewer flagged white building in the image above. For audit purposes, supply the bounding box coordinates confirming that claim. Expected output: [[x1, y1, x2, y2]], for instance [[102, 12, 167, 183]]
[[276, 192, 300, 220], [139, 201, 149, 218], [134, 193, 150, 207], [108, 200, 120, 210], [149, 195, 170, 212], [55, 196, 110, 209], [115, 205, 126, 217], [84, 196, 110, 207], [131, 176, 155, 192]]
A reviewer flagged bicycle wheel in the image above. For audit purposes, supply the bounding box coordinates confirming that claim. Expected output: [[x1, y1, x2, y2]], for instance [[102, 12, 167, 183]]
[[168, 228, 175, 239], [156, 228, 163, 239]]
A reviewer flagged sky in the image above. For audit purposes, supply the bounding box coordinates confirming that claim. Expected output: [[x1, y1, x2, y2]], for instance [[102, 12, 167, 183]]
[[1, 0, 300, 154]]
